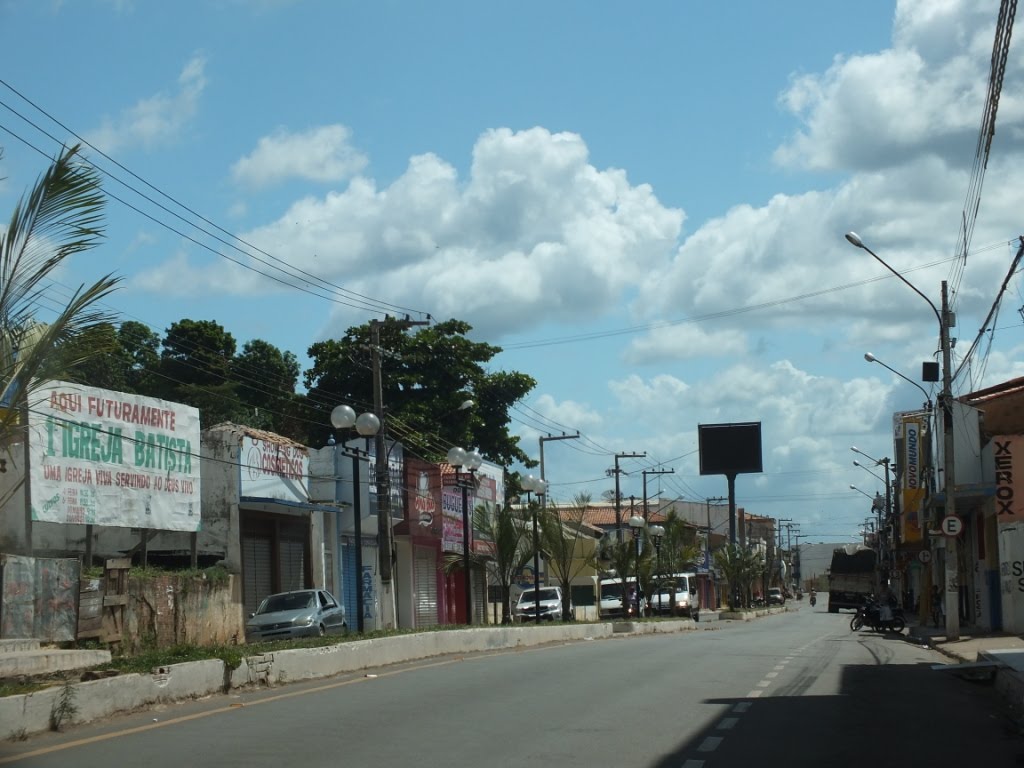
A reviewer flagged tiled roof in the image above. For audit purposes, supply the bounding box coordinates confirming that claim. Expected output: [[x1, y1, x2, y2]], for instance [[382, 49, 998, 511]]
[[552, 504, 674, 529], [965, 376, 1024, 403]]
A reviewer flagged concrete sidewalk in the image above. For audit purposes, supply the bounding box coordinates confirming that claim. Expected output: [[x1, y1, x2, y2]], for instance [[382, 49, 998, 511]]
[[907, 620, 1024, 709]]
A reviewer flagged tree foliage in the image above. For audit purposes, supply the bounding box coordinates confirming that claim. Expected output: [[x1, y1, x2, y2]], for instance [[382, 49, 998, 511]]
[[538, 492, 599, 620], [304, 318, 535, 466], [443, 500, 533, 624], [713, 544, 765, 609], [0, 144, 121, 497]]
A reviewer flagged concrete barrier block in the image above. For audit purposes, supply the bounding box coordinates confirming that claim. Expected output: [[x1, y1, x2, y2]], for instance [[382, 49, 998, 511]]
[[0, 687, 60, 740]]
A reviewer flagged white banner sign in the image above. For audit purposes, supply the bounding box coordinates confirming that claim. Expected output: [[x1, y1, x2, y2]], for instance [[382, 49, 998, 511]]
[[241, 435, 309, 502], [28, 381, 201, 532]]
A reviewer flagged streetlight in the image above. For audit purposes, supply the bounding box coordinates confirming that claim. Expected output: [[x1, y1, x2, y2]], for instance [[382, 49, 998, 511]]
[[522, 474, 547, 624], [649, 524, 665, 613], [628, 514, 645, 618], [447, 446, 483, 625], [864, 352, 933, 411], [846, 231, 959, 639], [329, 405, 381, 633], [853, 460, 887, 486]]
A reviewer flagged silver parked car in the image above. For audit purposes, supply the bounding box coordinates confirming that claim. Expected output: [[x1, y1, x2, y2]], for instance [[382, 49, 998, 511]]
[[245, 589, 346, 642]]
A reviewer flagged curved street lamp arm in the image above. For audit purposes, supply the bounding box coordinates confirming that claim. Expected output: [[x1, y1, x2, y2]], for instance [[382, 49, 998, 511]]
[[864, 353, 932, 407], [846, 233, 942, 328]]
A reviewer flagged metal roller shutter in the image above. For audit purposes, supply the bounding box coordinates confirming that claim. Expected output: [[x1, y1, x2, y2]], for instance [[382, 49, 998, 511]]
[[279, 530, 306, 593], [414, 546, 438, 629], [242, 524, 273, 618]]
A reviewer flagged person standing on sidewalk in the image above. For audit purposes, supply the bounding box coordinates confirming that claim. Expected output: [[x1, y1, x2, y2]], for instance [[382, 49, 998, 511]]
[[930, 584, 944, 627]]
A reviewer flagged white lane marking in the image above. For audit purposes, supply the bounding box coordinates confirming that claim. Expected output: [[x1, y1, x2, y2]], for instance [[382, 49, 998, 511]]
[[747, 689, 764, 697], [682, 761, 705, 768], [718, 717, 739, 730], [698, 737, 723, 752], [773, 665, 786, 671], [733, 702, 752, 713], [765, 671, 778, 678], [756, 679, 771, 687]]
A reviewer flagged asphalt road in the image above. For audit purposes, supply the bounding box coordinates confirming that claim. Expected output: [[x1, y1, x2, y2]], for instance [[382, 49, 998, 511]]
[[3, 605, 1023, 767]]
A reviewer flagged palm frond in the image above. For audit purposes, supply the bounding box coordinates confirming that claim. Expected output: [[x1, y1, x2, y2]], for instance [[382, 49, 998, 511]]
[[0, 145, 105, 329]]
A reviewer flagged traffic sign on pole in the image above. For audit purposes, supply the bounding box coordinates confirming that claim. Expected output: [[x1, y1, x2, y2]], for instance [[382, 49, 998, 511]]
[[940, 515, 964, 537]]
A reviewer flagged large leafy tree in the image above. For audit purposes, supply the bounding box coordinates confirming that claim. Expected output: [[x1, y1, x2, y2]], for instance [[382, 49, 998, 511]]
[[231, 339, 302, 436], [118, 320, 161, 393], [156, 319, 245, 426], [64, 322, 131, 392], [304, 318, 535, 467], [0, 144, 120, 478]]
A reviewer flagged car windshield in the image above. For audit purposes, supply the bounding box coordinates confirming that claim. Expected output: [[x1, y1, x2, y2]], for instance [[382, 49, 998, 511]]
[[521, 588, 559, 603], [258, 592, 315, 614]]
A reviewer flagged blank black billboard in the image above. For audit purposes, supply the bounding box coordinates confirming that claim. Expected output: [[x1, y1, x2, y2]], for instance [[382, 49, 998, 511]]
[[698, 422, 763, 476]]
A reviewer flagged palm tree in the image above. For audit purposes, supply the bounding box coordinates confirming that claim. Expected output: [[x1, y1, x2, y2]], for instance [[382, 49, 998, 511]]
[[651, 512, 708, 614], [538, 492, 600, 620], [601, 534, 648, 617], [713, 544, 764, 609], [443, 500, 533, 624], [0, 145, 121, 501]]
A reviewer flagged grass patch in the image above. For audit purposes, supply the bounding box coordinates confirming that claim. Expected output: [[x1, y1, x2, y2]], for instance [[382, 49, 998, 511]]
[[0, 679, 55, 698]]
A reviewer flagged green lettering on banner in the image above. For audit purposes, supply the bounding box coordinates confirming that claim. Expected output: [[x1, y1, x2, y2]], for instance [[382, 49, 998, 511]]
[[56, 419, 124, 464], [134, 431, 191, 473]]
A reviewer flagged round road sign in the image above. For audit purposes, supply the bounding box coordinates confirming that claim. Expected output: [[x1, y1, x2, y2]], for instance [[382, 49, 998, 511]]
[[940, 515, 964, 537], [918, 550, 932, 563]]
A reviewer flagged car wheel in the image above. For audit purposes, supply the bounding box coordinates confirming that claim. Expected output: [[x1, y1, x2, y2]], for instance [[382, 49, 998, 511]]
[[317, 623, 326, 637]]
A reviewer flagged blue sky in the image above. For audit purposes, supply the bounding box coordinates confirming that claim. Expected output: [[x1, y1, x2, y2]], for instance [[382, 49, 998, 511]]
[[2, 0, 1023, 543]]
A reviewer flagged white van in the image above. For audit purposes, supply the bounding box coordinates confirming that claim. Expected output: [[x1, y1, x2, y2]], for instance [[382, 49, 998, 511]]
[[598, 576, 641, 619], [647, 573, 700, 620]]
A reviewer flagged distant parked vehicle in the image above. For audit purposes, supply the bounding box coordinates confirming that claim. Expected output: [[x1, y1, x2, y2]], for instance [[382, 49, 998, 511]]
[[647, 573, 700, 620], [767, 587, 785, 605], [245, 589, 346, 642], [598, 577, 642, 619], [514, 586, 568, 622]]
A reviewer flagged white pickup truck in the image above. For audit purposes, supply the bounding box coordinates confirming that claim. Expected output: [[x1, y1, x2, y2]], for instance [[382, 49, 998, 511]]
[[514, 586, 568, 622]]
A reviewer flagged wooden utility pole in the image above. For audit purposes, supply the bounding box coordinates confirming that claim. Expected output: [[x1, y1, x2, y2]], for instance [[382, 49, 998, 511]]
[[370, 316, 428, 629]]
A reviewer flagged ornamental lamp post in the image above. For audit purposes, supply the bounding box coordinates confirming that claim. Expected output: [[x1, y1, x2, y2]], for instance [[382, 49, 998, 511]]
[[329, 405, 381, 633], [522, 474, 548, 624], [649, 524, 665, 613], [447, 446, 483, 625], [629, 514, 646, 617]]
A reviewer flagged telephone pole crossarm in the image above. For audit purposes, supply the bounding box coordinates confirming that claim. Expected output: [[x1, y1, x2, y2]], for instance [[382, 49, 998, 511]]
[[610, 452, 646, 541]]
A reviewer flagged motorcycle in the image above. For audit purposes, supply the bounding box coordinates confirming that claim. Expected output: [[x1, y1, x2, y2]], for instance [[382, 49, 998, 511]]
[[850, 596, 906, 633], [809, 593, 816, 607]]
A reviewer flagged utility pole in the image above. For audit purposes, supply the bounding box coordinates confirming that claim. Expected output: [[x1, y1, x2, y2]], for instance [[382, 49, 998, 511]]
[[609, 452, 645, 541], [705, 497, 726, 609], [778, 519, 792, 589], [939, 281, 960, 640], [641, 467, 674, 520], [370, 316, 428, 629], [539, 433, 581, 497]]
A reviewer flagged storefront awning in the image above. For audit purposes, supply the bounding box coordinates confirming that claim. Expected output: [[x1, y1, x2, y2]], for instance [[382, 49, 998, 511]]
[[240, 496, 345, 518]]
